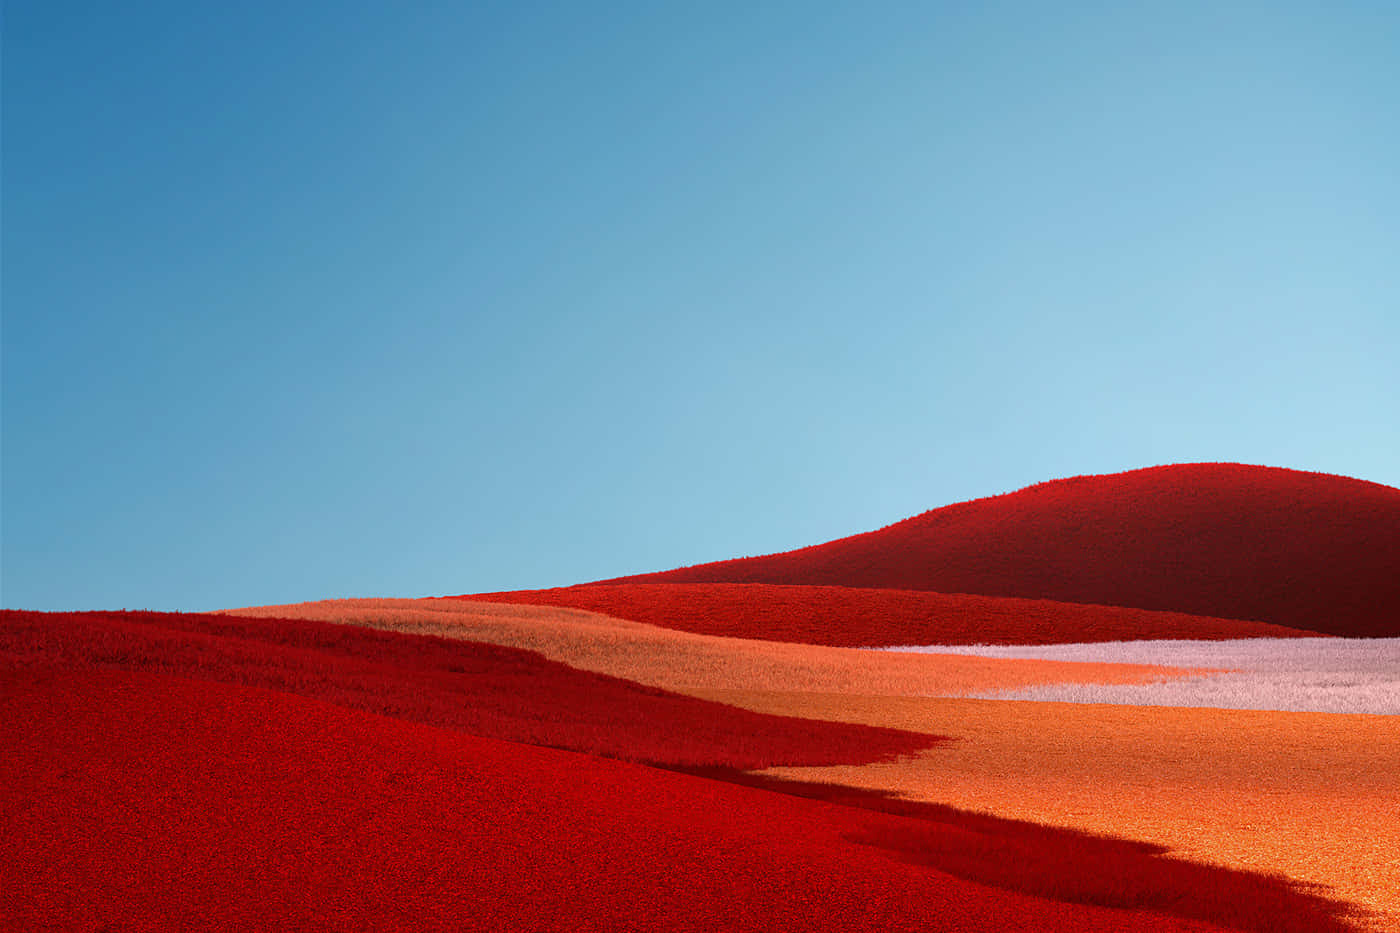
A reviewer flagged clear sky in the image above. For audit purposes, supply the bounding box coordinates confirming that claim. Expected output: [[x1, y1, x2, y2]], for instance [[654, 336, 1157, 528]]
[[4, 1, 1398, 612]]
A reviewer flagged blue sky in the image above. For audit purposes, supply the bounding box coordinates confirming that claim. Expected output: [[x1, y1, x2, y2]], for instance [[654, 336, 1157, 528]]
[[4, 1, 1397, 611]]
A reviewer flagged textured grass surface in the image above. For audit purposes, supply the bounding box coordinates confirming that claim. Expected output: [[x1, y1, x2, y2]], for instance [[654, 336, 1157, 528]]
[[232, 599, 1393, 931], [0, 609, 932, 769], [8, 462, 1395, 931], [464, 582, 1320, 646], [599, 464, 1400, 637], [881, 638, 1400, 714], [717, 692, 1399, 933], [228, 597, 1212, 697], [2, 668, 1362, 933]]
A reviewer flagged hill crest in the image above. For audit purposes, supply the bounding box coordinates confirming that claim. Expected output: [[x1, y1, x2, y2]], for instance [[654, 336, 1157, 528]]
[[594, 463, 1400, 638]]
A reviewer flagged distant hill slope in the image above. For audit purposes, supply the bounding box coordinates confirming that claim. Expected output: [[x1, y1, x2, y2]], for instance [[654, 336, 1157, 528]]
[[467, 584, 1325, 647], [597, 464, 1400, 638]]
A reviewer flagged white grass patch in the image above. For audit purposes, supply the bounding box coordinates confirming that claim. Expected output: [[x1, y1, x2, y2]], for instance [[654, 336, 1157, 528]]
[[875, 638, 1400, 715]]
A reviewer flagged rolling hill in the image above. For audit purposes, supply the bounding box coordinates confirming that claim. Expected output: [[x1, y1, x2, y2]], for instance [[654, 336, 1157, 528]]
[[465, 583, 1324, 646], [7, 462, 1393, 931], [588, 464, 1399, 638]]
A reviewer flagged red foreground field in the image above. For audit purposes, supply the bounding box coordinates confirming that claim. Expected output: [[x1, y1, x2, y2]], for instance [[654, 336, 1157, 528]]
[[0, 610, 1361, 933], [601, 464, 1400, 638], [2, 667, 1265, 933], [0, 609, 930, 769], [464, 582, 1323, 646]]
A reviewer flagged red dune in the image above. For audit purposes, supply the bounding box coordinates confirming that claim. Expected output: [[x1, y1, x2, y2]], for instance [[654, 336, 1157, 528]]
[[1, 667, 1358, 933], [463, 583, 1324, 646], [0, 609, 929, 769], [593, 464, 1400, 638]]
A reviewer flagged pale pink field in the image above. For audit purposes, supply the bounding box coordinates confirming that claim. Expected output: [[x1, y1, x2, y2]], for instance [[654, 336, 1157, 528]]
[[880, 638, 1400, 714]]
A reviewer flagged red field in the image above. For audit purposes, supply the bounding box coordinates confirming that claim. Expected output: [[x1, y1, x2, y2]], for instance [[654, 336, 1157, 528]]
[[596, 464, 1400, 638], [464, 582, 1325, 646], [0, 609, 930, 769], [0, 624, 1359, 933], [5, 463, 1393, 931]]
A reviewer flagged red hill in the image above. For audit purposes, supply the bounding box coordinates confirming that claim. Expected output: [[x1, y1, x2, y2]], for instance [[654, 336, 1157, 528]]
[[597, 464, 1400, 638], [467, 583, 1323, 647]]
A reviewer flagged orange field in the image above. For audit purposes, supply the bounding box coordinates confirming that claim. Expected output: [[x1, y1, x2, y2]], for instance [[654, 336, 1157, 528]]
[[228, 595, 1399, 932], [735, 693, 1400, 933]]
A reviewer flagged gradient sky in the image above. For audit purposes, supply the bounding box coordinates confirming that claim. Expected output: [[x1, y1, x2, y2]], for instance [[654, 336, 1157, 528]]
[[4, 1, 1398, 612]]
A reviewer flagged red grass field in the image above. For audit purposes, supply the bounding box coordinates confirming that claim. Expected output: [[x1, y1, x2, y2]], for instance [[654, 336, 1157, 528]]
[[0, 609, 931, 769], [464, 583, 1325, 646], [5, 463, 1393, 931], [597, 464, 1400, 638], [1, 628, 1359, 933]]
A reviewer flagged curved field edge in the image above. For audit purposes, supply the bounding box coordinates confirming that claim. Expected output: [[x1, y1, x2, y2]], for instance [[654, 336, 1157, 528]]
[[224, 599, 1386, 930], [0, 609, 932, 769], [596, 464, 1400, 638], [709, 690, 1398, 933], [458, 582, 1324, 646], [0, 667, 1363, 933], [224, 598, 1217, 697]]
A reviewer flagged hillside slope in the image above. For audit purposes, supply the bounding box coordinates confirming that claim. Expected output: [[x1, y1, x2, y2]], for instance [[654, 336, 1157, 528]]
[[599, 464, 1400, 637], [466, 584, 1324, 646], [0, 609, 928, 768]]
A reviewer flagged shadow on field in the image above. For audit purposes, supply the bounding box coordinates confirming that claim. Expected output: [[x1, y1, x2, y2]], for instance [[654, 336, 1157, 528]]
[[3, 609, 1372, 933], [671, 767, 1369, 933]]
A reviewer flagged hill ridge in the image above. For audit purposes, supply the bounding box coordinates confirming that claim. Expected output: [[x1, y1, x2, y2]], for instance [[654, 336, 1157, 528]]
[[591, 463, 1400, 638]]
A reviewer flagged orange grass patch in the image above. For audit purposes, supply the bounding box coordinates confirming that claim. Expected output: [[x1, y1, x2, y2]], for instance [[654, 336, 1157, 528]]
[[225, 598, 1211, 697], [701, 691, 1399, 933], [225, 599, 1391, 928]]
